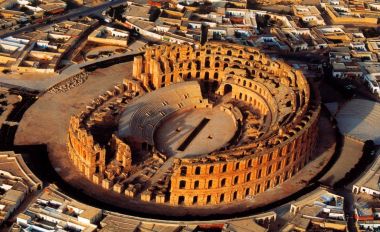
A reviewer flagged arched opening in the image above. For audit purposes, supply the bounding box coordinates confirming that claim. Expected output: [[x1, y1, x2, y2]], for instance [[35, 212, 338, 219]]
[[178, 196, 185, 204], [205, 60, 210, 68], [208, 180, 213, 188], [196, 60, 201, 69], [204, 72, 209, 80], [209, 166, 214, 174], [180, 166, 187, 176], [234, 176, 239, 185], [207, 195, 211, 204], [246, 173, 251, 182], [265, 180, 271, 190], [245, 188, 250, 196], [221, 178, 226, 187], [194, 180, 199, 189], [179, 180, 186, 189], [195, 166, 201, 175], [193, 196, 198, 204], [222, 164, 227, 172], [224, 84, 232, 95], [220, 193, 225, 202], [256, 184, 261, 193], [227, 50, 232, 56], [233, 191, 238, 200]]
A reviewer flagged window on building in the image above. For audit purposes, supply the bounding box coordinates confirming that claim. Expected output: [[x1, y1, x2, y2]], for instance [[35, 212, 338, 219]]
[[180, 166, 187, 176], [222, 164, 227, 173], [195, 166, 201, 175], [194, 180, 199, 189], [234, 176, 239, 185], [193, 196, 198, 204], [220, 193, 225, 202], [178, 196, 185, 204], [179, 180, 186, 189], [208, 180, 213, 188], [221, 178, 226, 187], [235, 162, 240, 170], [207, 195, 211, 204], [246, 173, 251, 182], [233, 191, 238, 200]]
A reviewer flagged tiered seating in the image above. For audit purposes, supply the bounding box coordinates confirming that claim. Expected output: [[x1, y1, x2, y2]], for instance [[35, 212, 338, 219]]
[[118, 81, 207, 145]]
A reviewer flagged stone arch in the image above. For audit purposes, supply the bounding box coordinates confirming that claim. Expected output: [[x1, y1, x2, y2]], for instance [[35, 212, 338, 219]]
[[180, 166, 187, 176], [179, 180, 186, 189], [224, 84, 232, 95]]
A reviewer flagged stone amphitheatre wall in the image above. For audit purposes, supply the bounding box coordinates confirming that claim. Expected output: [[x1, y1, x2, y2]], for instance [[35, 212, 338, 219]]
[[168, 109, 319, 206], [67, 42, 320, 208], [67, 80, 144, 185], [131, 42, 320, 206]]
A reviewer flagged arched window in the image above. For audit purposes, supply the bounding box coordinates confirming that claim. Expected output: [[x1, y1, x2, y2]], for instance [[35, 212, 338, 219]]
[[220, 193, 225, 202], [277, 161, 281, 171], [206, 195, 211, 204], [233, 191, 238, 200], [208, 180, 213, 188], [180, 166, 187, 176], [235, 162, 240, 170], [209, 166, 214, 174], [256, 184, 261, 193], [267, 165, 272, 175], [257, 169, 262, 179], [275, 176, 280, 185], [247, 159, 252, 167], [245, 188, 250, 196], [178, 196, 185, 204], [193, 196, 198, 204], [258, 156, 263, 164], [205, 60, 210, 68], [179, 180, 186, 189], [222, 164, 227, 173], [194, 180, 199, 189], [268, 153, 273, 161], [234, 176, 239, 185], [221, 178, 226, 187], [214, 72, 219, 80], [195, 166, 201, 175], [246, 173, 251, 182], [265, 180, 271, 190]]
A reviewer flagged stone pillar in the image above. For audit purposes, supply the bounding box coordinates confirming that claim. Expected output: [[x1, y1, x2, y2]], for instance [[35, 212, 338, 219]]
[[132, 56, 143, 79], [152, 60, 162, 89]]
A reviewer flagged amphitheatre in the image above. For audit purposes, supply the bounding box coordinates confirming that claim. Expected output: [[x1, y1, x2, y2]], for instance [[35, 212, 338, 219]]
[[14, 42, 334, 218]]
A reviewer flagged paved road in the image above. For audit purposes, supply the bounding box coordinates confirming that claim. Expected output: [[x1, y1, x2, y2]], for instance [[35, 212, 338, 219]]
[[0, 0, 128, 39]]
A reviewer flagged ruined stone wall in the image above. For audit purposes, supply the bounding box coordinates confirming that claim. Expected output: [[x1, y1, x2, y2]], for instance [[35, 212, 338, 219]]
[[130, 42, 320, 206], [67, 42, 320, 208], [67, 83, 135, 184], [68, 116, 107, 181], [168, 107, 319, 206]]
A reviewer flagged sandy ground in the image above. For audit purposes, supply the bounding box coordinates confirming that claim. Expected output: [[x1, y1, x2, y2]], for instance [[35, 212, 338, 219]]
[[319, 137, 364, 186], [14, 62, 338, 217]]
